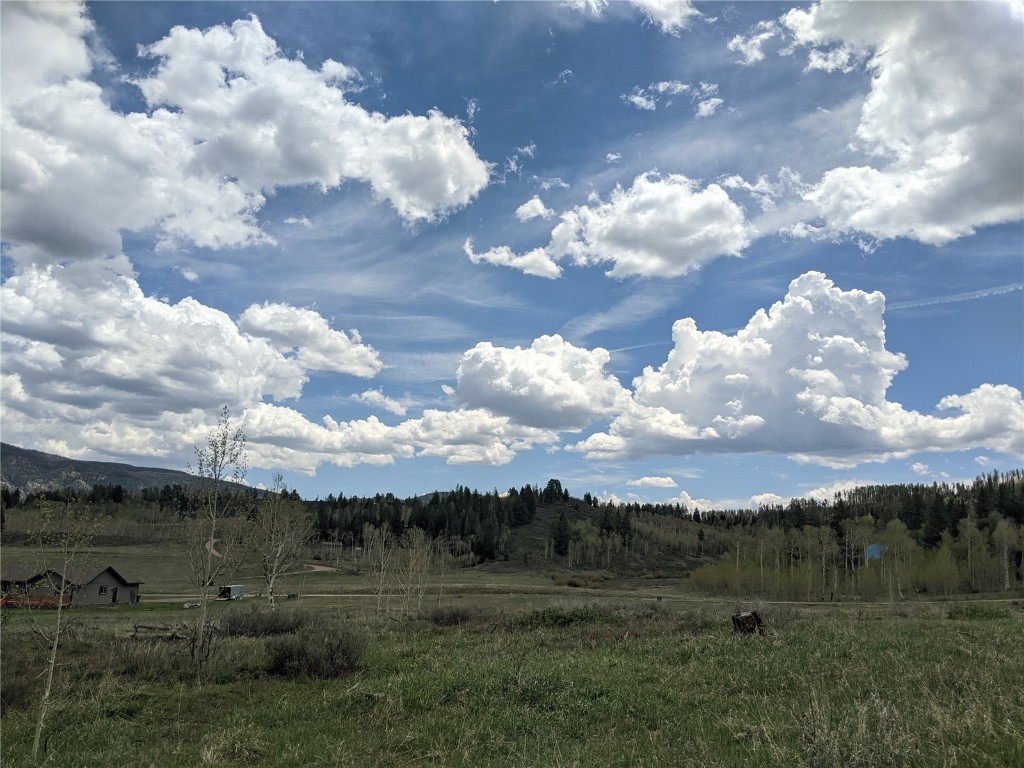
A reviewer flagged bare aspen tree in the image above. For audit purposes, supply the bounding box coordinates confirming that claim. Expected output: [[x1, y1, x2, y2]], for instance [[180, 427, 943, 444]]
[[816, 523, 837, 601], [363, 523, 395, 618], [31, 493, 97, 763], [250, 473, 314, 607], [396, 528, 433, 618], [991, 518, 1019, 592], [184, 405, 248, 684], [433, 537, 452, 608]]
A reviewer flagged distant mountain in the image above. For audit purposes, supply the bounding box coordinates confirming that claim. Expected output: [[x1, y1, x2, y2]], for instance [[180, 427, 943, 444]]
[[0, 443, 195, 494]]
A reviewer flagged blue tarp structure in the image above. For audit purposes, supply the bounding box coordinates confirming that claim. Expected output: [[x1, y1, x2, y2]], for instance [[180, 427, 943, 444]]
[[866, 544, 888, 560]]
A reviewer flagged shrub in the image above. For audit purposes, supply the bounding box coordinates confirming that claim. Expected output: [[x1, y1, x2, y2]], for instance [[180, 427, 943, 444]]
[[946, 602, 1008, 621], [112, 636, 191, 682], [221, 605, 309, 638], [551, 571, 618, 589], [511, 606, 621, 629], [264, 616, 365, 679], [428, 604, 484, 626]]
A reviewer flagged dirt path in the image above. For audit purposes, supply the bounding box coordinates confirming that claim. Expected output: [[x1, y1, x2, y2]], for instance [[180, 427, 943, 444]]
[[303, 563, 337, 573]]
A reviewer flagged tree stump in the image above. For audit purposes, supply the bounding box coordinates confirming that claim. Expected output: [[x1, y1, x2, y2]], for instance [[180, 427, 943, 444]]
[[731, 611, 769, 635]]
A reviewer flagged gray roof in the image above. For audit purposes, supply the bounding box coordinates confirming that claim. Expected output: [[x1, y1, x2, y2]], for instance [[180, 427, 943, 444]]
[[1, 565, 142, 586]]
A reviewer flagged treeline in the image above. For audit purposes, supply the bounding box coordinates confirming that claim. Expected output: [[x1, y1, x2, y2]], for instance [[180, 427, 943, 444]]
[[6, 469, 1023, 597], [686, 471, 1024, 600], [310, 482, 547, 564], [6, 482, 300, 512], [0, 482, 296, 537]]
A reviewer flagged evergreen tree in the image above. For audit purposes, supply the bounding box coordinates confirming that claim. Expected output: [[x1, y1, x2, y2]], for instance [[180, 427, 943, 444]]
[[553, 510, 570, 556]]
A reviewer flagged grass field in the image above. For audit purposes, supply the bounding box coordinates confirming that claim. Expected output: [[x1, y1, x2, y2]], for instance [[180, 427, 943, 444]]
[[2, 555, 1023, 768]]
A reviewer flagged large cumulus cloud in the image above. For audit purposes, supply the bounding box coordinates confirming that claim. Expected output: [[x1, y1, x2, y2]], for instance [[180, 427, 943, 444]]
[[0, 3, 517, 474], [571, 272, 1024, 466], [0, 259, 382, 458], [0, 4, 490, 264], [732, 1, 1024, 245], [449, 335, 629, 430]]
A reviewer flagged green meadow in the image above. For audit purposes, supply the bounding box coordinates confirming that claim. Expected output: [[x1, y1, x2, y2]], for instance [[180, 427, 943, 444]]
[[2, 543, 1022, 768]]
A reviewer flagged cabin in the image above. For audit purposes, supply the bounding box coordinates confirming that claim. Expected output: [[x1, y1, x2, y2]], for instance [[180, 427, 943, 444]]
[[72, 566, 143, 606], [0, 565, 142, 607]]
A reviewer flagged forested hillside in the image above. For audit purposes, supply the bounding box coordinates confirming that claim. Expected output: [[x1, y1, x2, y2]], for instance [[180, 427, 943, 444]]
[[686, 470, 1024, 599], [0, 443, 195, 494], [3, 443, 1022, 597]]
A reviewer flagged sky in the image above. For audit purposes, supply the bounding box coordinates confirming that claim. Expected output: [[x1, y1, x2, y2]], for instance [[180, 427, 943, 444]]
[[1, 1, 1022, 509]]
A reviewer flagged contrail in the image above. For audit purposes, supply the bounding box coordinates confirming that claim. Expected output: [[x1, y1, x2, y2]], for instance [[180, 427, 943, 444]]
[[888, 283, 1023, 311], [608, 283, 1023, 351], [608, 340, 674, 353]]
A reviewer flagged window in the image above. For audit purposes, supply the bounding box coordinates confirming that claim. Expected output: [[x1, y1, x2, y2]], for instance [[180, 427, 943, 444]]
[[98, 585, 108, 595]]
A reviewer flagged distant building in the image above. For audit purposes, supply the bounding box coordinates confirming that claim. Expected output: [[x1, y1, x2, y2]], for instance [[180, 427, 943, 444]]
[[1, 565, 142, 607]]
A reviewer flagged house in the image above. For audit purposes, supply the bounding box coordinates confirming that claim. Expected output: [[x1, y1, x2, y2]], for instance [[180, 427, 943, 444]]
[[0, 565, 142, 607], [71, 566, 143, 606], [1, 567, 73, 608]]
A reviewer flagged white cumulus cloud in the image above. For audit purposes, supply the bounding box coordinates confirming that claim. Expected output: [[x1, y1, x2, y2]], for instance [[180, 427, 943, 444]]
[[779, 1, 1024, 245], [571, 272, 1024, 466], [631, 0, 703, 35], [728, 20, 779, 65], [622, 80, 690, 110], [463, 240, 562, 280], [352, 389, 408, 417], [0, 258, 382, 461], [627, 476, 678, 488], [238, 303, 383, 378], [468, 173, 751, 279], [695, 97, 724, 118], [547, 173, 751, 278], [516, 195, 555, 222], [572, 0, 702, 35], [0, 4, 490, 265], [450, 334, 629, 430]]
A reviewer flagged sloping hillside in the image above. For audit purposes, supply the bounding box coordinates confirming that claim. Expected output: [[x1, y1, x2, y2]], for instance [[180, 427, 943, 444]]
[[0, 443, 194, 494]]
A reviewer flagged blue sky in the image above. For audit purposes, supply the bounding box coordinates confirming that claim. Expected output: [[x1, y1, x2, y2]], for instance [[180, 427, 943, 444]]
[[2, 1, 1022, 508]]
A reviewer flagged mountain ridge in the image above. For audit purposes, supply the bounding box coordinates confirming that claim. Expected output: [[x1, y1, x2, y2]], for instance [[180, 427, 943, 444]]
[[0, 443, 195, 494]]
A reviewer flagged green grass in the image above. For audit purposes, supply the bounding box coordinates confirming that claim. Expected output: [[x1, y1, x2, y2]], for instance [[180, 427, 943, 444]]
[[3, 599, 1022, 767]]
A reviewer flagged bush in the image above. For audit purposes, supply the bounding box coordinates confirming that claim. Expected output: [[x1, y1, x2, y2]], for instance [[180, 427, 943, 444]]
[[551, 571, 618, 589], [112, 636, 192, 682], [946, 602, 1008, 621], [221, 605, 309, 638], [264, 616, 365, 679], [428, 604, 485, 626], [511, 606, 621, 629]]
